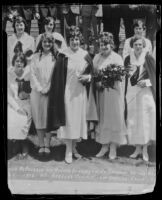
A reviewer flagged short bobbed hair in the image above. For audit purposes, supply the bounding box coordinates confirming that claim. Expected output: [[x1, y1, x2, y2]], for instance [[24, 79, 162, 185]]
[[12, 53, 27, 67], [41, 17, 56, 33], [130, 35, 146, 48], [13, 16, 28, 33]]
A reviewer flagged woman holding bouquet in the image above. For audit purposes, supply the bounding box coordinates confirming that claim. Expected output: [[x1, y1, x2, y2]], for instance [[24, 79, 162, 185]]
[[47, 26, 96, 164], [124, 35, 156, 162], [94, 32, 127, 160], [7, 16, 35, 68]]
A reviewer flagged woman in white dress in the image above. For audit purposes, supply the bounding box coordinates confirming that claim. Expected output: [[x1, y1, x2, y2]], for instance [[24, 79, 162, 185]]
[[36, 16, 67, 51], [7, 16, 35, 68], [93, 32, 127, 160], [8, 53, 32, 159], [30, 33, 56, 155], [124, 35, 156, 162], [47, 26, 94, 163]]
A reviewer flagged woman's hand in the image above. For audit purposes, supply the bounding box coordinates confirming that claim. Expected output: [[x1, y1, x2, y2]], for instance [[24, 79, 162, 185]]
[[78, 74, 91, 84], [19, 92, 30, 100], [40, 88, 48, 95], [137, 80, 147, 88], [96, 82, 104, 91], [17, 108, 26, 115]]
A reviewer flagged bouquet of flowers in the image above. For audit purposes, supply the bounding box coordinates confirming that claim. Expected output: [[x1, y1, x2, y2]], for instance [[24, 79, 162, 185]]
[[94, 64, 129, 90]]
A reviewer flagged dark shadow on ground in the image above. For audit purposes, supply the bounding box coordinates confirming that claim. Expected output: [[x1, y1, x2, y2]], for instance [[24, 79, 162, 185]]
[[7, 138, 156, 163]]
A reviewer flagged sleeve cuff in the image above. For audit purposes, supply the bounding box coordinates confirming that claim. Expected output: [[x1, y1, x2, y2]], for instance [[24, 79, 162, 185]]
[[145, 79, 152, 87]]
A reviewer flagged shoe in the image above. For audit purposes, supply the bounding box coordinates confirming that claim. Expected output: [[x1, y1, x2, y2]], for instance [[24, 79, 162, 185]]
[[21, 153, 28, 159], [96, 145, 108, 158], [38, 147, 44, 154], [65, 152, 72, 164], [142, 146, 149, 162], [73, 147, 82, 159], [109, 144, 117, 160], [130, 146, 142, 159], [44, 147, 51, 154]]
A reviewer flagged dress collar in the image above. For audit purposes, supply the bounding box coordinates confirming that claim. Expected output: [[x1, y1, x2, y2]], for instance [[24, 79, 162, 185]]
[[130, 50, 146, 66]]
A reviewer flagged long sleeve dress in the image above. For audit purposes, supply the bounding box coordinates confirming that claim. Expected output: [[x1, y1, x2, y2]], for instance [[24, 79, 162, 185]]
[[56, 47, 91, 140], [8, 66, 32, 140], [93, 51, 127, 145], [47, 47, 95, 140], [30, 52, 55, 129], [124, 51, 156, 145], [7, 32, 35, 67]]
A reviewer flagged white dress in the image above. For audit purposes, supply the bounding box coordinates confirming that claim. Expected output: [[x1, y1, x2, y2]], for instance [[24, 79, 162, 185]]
[[36, 32, 67, 50], [94, 51, 127, 145], [7, 32, 35, 67], [57, 47, 88, 140], [126, 51, 156, 145], [123, 36, 152, 59], [7, 66, 32, 140], [30, 52, 55, 129]]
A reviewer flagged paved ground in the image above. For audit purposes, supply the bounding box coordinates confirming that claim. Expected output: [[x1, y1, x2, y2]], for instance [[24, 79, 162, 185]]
[[8, 139, 156, 195]]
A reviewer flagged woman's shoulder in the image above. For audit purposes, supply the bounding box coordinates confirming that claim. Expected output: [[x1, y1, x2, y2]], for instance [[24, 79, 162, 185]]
[[31, 52, 40, 62], [78, 47, 88, 57], [53, 32, 64, 40], [8, 33, 16, 42], [25, 33, 35, 42], [112, 51, 123, 59]]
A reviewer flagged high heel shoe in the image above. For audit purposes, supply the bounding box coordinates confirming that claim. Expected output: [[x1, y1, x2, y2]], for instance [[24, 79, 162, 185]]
[[38, 146, 44, 154], [73, 147, 82, 159], [96, 145, 108, 158], [130, 146, 142, 159], [142, 146, 149, 162], [65, 152, 72, 164], [109, 144, 117, 160], [44, 147, 51, 154]]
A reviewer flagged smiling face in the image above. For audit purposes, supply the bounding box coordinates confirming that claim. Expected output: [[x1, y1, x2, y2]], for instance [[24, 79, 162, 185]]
[[14, 57, 25, 77], [44, 19, 54, 33], [100, 42, 112, 56], [42, 38, 53, 53], [69, 36, 80, 51], [133, 39, 144, 55], [15, 22, 25, 35]]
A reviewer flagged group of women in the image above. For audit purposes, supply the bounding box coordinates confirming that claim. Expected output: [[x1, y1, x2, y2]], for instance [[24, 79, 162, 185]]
[[7, 15, 156, 164]]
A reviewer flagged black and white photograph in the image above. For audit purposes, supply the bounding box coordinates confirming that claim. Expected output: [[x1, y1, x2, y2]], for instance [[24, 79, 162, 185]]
[[2, 3, 161, 195]]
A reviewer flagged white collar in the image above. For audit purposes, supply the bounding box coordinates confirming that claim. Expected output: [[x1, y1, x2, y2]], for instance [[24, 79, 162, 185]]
[[130, 50, 146, 66]]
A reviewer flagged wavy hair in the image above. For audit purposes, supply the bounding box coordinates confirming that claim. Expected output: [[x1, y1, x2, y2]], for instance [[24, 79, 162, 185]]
[[41, 17, 56, 33], [12, 16, 28, 33], [66, 26, 83, 45], [130, 35, 146, 48], [99, 32, 115, 49], [12, 52, 27, 67], [35, 33, 56, 61]]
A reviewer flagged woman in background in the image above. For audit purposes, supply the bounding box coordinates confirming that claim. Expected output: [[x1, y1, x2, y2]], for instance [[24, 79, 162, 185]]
[[35, 16, 67, 51], [7, 16, 35, 68], [123, 19, 152, 60]]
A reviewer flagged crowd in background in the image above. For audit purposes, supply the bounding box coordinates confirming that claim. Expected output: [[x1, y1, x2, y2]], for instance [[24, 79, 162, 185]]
[[4, 4, 160, 164]]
